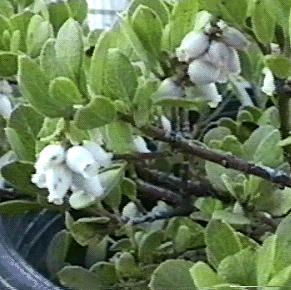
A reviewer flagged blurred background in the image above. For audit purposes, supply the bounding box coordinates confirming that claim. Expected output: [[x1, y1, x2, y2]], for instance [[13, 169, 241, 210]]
[[87, 0, 129, 30]]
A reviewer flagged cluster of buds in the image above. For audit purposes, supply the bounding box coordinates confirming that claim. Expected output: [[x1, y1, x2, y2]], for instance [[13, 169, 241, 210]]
[[176, 21, 249, 107], [32, 142, 113, 205], [0, 80, 13, 119]]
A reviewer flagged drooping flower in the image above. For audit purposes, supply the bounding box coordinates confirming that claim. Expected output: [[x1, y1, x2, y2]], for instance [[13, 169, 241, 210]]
[[261, 68, 276, 96], [160, 115, 172, 136], [46, 164, 73, 205], [188, 59, 221, 85], [197, 83, 222, 108], [83, 142, 113, 168], [154, 78, 184, 99], [35, 144, 66, 172], [221, 27, 250, 51], [176, 32, 210, 63], [66, 146, 99, 178], [133, 136, 151, 153], [31, 172, 47, 189], [226, 47, 241, 75], [208, 40, 230, 68], [0, 94, 12, 119]]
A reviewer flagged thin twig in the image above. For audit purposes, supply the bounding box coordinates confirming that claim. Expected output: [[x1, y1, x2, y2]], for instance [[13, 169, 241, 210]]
[[113, 152, 169, 161]]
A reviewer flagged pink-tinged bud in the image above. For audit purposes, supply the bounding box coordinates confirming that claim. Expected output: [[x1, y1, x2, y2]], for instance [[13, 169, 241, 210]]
[[35, 144, 66, 172], [226, 47, 241, 75], [66, 146, 99, 178], [221, 27, 250, 51], [197, 83, 222, 108], [72, 173, 104, 200], [176, 32, 210, 62], [208, 41, 230, 68], [0, 94, 12, 119], [188, 59, 221, 85], [46, 164, 72, 205], [83, 142, 113, 168], [133, 136, 151, 153]]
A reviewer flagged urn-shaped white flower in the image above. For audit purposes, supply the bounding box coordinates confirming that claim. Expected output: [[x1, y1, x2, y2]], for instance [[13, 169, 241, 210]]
[[188, 59, 221, 85], [161, 115, 172, 136], [66, 146, 99, 178], [0, 94, 12, 119], [176, 32, 210, 62], [31, 172, 47, 189], [261, 68, 275, 96], [133, 136, 151, 153], [208, 40, 230, 68], [72, 173, 104, 200], [83, 142, 113, 168], [46, 164, 72, 205], [197, 83, 222, 108], [226, 47, 241, 75], [35, 144, 66, 172], [221, 27, 250, 51], [155, 78, 184, 99]]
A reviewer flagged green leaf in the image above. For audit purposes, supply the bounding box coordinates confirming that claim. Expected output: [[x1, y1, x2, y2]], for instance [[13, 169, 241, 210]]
[[10, 10, 34, 52], [115, 252, 141, 278], [267, 265, 291, 290], [58, 266, 101, 290], [265, 55, 291, 79], [47, 0, 71, 33], [69, 191, 97, 210], [38, 118, 65, 142], [205, 220, 242, 268], [0, 200, 42, 217], [0, 52, 18, 77], [212, 210, 251, 225], [67, 0, 88, 22], [219, 0, 248, 25], [10, 30, 21, 53], [138, 230, 164, 263], [40, 39, 64, 80], [0, 0, 13, 18], [251, 1, 275, 44], [89, 262, 118, 286], [195, 197, 223, 215], [132, 5, 163, 59], [46, 230, 72, 276], [49, 77, 84, 116], [105, 121, 133, 154], [217, 248, 257, 285], [85, 237, 108, 268], [74, 96, 116, 130], [167, 0, 198, 51], [203, 127, 232, 147], [274, 214, 291, 272], [257, 235, 276, 286], [55, 18, 83, 80], [70, 217, 110, 246], [121, 178, 137, 200], [128, 0, 170, 25], [149, 259, 195, 290], [120, 15, 162, 75], [1, 162, 41, 196], [190, 262, 225, 289], [103, 48, 138, 100], [26, 15, 53, 58]]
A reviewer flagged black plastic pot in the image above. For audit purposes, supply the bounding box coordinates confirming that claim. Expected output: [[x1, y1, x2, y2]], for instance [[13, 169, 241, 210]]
[[0, 210, 64, 290]]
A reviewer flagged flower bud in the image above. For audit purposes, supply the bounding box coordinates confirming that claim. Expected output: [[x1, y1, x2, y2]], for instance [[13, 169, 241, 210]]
[[261, 68, 275, 96], [83, 142, 113, 168], [46, 164, 72, 205], [155, 78, 184, 99], [221, 27, 249, 51], [197, 83, 222, 108], [35, 144, 66, 172], [72, 173, 104, 199], [0, 94, 12, 119], [188, 59, 221, 85], [208, 41, 230, 68], [176, 32, 209, 62], [133, 136, 151, 153], [66, 146, 99, 178], [226, 47, 241, 75], [160, 115, 172, 136], [122, 202, 142, 220]]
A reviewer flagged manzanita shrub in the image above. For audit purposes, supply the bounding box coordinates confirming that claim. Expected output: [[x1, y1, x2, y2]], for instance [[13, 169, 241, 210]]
[[1, 0, 291, 289]]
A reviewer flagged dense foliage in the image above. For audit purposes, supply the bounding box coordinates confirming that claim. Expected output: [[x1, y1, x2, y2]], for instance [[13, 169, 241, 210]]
[[1, 0, 291, 289]]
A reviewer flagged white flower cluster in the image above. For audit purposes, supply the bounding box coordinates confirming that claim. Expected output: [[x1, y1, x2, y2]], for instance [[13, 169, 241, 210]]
[[176, 23, 249, 108], [0, 80, 13, 119], [32, 143, 113, 205]]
